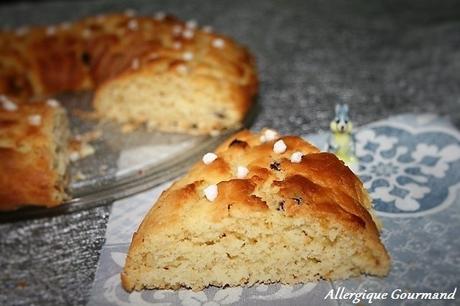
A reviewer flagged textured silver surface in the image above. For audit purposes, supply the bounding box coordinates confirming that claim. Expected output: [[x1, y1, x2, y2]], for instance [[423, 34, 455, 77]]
[[1, 0, 459, 305]]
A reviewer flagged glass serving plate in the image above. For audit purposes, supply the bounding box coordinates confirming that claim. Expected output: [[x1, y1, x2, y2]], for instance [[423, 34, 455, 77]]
[[0, 92, 253, 222]]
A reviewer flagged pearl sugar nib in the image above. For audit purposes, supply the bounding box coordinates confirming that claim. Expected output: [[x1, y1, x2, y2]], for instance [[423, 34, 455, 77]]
[[46, 26, 56, 36], [290, 151, 303, 163], [186, 20, 197, 29], [202, 26, 213, 33], [28, 114, 42, 126], [204, 184, 218, 202], [260, 129, 278, 143], [0, 95, 18, 111], [46, 99, 60, 108], [273, 139, 287, 154], [202, 152, 217, 165], [183, 29, 194, 39], [182, 52, 194, 61], [212, 38, 225, 48], [127, 19, 139, 31], [236, 166, 249, 179]]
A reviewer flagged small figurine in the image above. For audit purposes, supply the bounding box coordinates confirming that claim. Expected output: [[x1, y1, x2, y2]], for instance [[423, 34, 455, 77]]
[[327, 104, 358, 171]]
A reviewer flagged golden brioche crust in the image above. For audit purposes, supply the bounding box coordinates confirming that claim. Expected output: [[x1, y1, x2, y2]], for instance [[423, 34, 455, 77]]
[[0, 11, 257, 207], [122, 129, 390, 291], [0, 97, 69, 210], [0, 13, 257, 133]]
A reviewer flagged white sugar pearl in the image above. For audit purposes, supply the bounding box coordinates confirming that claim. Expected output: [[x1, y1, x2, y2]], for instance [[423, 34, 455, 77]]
[[28, 114, 42, 126], [182, 52, 194, 61], [204, 184, 218, 202], [154, 11, 166, 21], [1, 96, 18, 111], [202, 26, 213, 33], [264, 129, 278, 140], [127, 19, 139, 30], [46, 26, 56, 36], [69, 152, 80, 162], [186, 20, 197, 29], [273, 140, 287, 154], [46, 99, 60, 108], [183, 29, 194, 39], [236, 166, 249, 179], [290, 151, 303, 163], [202, 152, 217, 165], [260, 129, 278, 143], [212, 38, 225, 48]]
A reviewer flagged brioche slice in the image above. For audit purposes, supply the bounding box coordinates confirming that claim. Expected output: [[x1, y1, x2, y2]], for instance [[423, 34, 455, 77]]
[[0, 13, 257, 135], [93, 57, 254, 134], [91, 15, 257, 134], [122, 129, 390, 291], [0, 96, 70, 210]]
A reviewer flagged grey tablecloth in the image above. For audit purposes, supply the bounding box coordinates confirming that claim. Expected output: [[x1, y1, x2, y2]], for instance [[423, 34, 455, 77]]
[[1, 0, 460, 305]]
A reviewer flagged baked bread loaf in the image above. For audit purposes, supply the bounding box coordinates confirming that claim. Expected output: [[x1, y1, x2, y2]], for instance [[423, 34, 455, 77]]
[[0, 96, 70, 210], [122, 129, 390, 291], [0, 11, 257, 134]]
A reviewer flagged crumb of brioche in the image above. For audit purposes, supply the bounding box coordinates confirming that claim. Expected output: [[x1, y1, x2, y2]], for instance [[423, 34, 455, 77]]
[[123, 212, 387, 291]]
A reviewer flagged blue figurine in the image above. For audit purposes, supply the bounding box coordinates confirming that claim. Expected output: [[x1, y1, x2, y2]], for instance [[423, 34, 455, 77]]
[[327, 104, 358, 171]]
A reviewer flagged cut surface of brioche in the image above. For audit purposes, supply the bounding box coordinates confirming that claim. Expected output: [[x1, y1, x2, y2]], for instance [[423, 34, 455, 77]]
[[122, 129, 390, 291], [0, 97, 70, 210], [0, 12, 257, 134]]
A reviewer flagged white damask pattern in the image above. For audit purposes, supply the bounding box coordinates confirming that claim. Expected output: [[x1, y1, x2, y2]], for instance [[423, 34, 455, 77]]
[[355, 121, 460, 217]]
